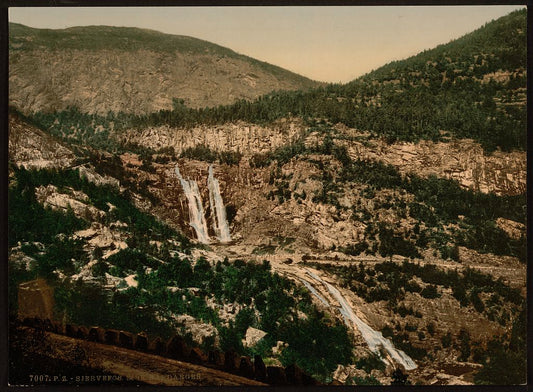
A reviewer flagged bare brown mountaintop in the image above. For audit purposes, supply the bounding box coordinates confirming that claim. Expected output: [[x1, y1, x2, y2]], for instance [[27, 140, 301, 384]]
[[9, 23, 321, 115]]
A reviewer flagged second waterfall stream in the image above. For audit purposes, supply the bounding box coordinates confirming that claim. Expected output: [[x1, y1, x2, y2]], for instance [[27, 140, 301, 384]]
[[208, 165, 232, 243]]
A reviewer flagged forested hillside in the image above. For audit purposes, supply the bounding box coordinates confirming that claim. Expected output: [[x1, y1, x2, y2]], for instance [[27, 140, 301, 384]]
[[120, 9, 525, 152], [8, 164, 353, 382]]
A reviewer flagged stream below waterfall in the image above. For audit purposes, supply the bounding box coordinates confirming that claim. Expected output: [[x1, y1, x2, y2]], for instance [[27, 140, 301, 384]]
[[303, 269, 417, 371]]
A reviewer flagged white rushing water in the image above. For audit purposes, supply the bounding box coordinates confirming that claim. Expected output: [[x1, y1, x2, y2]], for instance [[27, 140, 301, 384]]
[[175, 166, 210, 244], [207, 165, 231, 243], [299, 278, 330, 307], [305, 269, 417, 371]]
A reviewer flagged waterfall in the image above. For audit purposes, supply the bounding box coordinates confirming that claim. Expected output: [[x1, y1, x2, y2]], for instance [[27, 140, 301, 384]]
[[305, 269, 417, 371], [207, 164, 231, 243], [175, 166, 210, 244]]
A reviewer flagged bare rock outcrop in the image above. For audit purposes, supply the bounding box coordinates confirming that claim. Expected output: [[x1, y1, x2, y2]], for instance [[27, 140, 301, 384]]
[[495, 217, 525, 240], [174, 314, 219, 347], [34, 185, 105, 221], [8, 114, 76, 169], [243, 327, 267, 348], [77, 166, 120, 189], [342, 132, 525, 196], [119, 118, 305, 157]]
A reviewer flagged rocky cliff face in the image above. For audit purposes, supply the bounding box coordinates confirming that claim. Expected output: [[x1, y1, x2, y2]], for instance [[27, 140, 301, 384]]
[[339, 127, 526, 196], [121, 120, 526, 197], [120, 118, 305, 156], [8, 114, 76, 169]]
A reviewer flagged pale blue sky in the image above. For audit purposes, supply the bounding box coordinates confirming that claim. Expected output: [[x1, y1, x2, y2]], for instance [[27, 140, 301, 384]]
[[9, 6, 525, 83]]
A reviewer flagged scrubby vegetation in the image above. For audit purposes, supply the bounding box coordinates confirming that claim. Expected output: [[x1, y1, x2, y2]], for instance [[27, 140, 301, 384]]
[[474, 306, 526, 385], [258, 128, 525, 262], [8, 170, 88, 248], [9, 166, 184, 242], [52, 257, 354, 382], [309, 258, 525, 376], [312, 260, 523, 326], [181, 144, 242, 165], [8, 166, 190, 314], [14, 107, 127, 152], [8, 166, 354, 381], [309, 258, 525, 383]]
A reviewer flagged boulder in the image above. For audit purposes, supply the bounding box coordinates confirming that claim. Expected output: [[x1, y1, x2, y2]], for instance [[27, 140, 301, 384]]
[[42, 318, 54, 332], [52, 320, 64, 335], [188, 347, 207, 364], [104, 329, 119, 345], [76, 325, 89, 339], [118, 331, 134, 349], [239, 356, 254, 378], [149, 337, 165, 355], [65, 324, 78, 338], [243, 326, 267, 348], [88, 327, 105, 342], [285, 364, 304, 385], [224, 350, 240, 373], [208, 350, 225, 366], [302, 373, 319, 386]]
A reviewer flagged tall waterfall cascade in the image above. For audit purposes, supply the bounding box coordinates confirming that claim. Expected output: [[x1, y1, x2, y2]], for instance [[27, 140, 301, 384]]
[[208, 165, 232, 243], [175, 165, 231, 244], [175, 166, 210, 244], [305, 269, 417, 371]]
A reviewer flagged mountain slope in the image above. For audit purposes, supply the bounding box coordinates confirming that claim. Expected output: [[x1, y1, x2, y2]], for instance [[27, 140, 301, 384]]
[[331, 8, 527, 152], [8, 112, 77, 169], [9, 23, 320, 114], [8, 111, 526, 385]]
